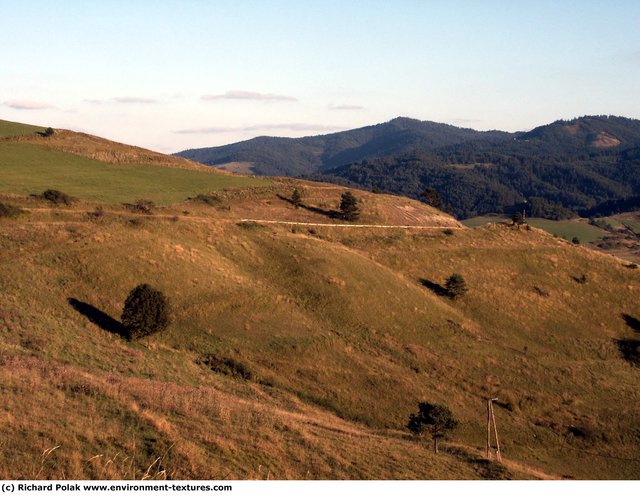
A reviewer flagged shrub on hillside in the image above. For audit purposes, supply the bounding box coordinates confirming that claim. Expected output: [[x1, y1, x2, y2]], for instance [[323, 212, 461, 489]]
[[191, 193, 222, 206], [121, 284, 170, 340], [445, 273, 468, 299], [0, 202, 25, 218], [407, 402, 458, 453], [512, 212, 525, 225], [87, 206, 105, 219], [40, 189, 76, 205], [197, 354, 254, 381], [124, 199, 155, 214]]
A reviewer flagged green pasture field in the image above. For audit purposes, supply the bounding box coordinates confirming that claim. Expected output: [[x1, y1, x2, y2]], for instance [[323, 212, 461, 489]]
[[462, 215, 606, 243], [0, 118, 46, 138], [0, 142, 270, 204]]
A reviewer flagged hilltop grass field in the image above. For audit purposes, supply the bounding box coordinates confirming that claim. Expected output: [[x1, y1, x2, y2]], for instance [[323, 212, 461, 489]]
[[1, 120, 640, 480], [0, 119, 46, 138], [462, 216, 606, 243], [0, 142, 270, 205]]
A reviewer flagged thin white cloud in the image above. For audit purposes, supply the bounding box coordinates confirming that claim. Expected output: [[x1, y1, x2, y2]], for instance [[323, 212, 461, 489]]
[[175, 126, 235, 134], [175, 123, 343, 135], [328, 103, 365, 111], [201, 90, 298, 102], [85, 97, 157, 104], [112, 96, 157, 104], [3, 100, 54, 110]]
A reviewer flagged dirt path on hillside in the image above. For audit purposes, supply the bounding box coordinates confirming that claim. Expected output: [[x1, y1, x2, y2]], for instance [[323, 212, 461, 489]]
[[19, 208, 462, 230], [238, 218, 464, 230]]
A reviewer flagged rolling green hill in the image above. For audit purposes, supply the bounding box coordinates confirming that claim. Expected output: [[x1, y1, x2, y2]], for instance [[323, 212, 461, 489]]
[[0, 119, 46, 138], [1, 120, 640, 480], [0, 120, 269, 204]]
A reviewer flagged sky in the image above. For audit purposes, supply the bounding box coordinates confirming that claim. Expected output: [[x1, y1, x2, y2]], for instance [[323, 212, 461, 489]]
[[1, 0, 639, 153]]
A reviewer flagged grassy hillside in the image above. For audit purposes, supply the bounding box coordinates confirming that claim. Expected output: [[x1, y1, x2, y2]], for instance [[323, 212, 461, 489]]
[[0, 118, 46, 138], [462, 216, 606, 243], [1, 189, 639, 479], [0, 120, 271, 204], [1, 122, 639, 480]]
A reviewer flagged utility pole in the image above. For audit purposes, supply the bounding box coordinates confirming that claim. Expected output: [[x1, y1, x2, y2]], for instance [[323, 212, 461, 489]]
[[485, 398, 502, 462]]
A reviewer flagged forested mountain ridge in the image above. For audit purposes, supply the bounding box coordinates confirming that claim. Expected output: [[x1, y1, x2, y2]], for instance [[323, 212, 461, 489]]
[[176, 117, 510, 176], [178, 115, 640, 219]]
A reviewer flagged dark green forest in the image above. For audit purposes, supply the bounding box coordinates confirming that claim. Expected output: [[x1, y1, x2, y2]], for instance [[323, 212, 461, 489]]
[[177, 115, 640, 219]]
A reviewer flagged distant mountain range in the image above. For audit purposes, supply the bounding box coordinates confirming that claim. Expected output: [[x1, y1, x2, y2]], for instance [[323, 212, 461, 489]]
[[176, 115, 640, 218]]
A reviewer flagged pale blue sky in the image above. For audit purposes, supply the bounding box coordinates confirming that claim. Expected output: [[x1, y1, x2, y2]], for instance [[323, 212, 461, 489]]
[[1, 0, 639, 152]]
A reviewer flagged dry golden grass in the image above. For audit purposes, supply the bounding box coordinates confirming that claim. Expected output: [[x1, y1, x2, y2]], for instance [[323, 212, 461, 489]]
[[5, 130, 211, 172], [1, 182, 639, 480]]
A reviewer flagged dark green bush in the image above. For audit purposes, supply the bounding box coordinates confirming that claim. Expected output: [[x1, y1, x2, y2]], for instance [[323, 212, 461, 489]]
[[198, 354, 254, 381], [192, 194, 222, 206], [121, 284, 170, 340], [0, 202, 25, 218], [124, 199, 155, 214], [445, 273, 468, 299], [41, 189, 75, 205]]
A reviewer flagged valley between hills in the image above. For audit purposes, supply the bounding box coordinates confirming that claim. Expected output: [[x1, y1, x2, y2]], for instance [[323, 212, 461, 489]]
[[1, 119, 639, 480]]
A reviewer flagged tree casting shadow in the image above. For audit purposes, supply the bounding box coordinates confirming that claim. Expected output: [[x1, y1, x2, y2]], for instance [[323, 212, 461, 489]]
[[276, 194, 340, 219], [419, 278, 449, 297], [68, 298, 126, 338]]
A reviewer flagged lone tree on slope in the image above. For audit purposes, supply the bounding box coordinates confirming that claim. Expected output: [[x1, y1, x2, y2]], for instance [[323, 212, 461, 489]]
[[407, 402, 458, 453], [291, 188, 302, 209], [445, 273, 468, 299], [339, 191, 360, 221], [121, 284, 171, 340]]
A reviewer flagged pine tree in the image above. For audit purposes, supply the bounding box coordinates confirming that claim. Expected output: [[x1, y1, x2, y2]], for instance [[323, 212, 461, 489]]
[[445, 273, 468, 299], [291, 188, 302, 208], [339, 191, 360, 221]]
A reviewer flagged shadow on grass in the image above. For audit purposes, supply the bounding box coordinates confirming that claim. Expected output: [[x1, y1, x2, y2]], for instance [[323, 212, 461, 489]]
[[419, 278, 449, 297], [68, 298, 127, 338], [616, 338, 640, 366], [622, 313, 640, 332], [276, 194, 340, 219], [443, 446, 512, 480]]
